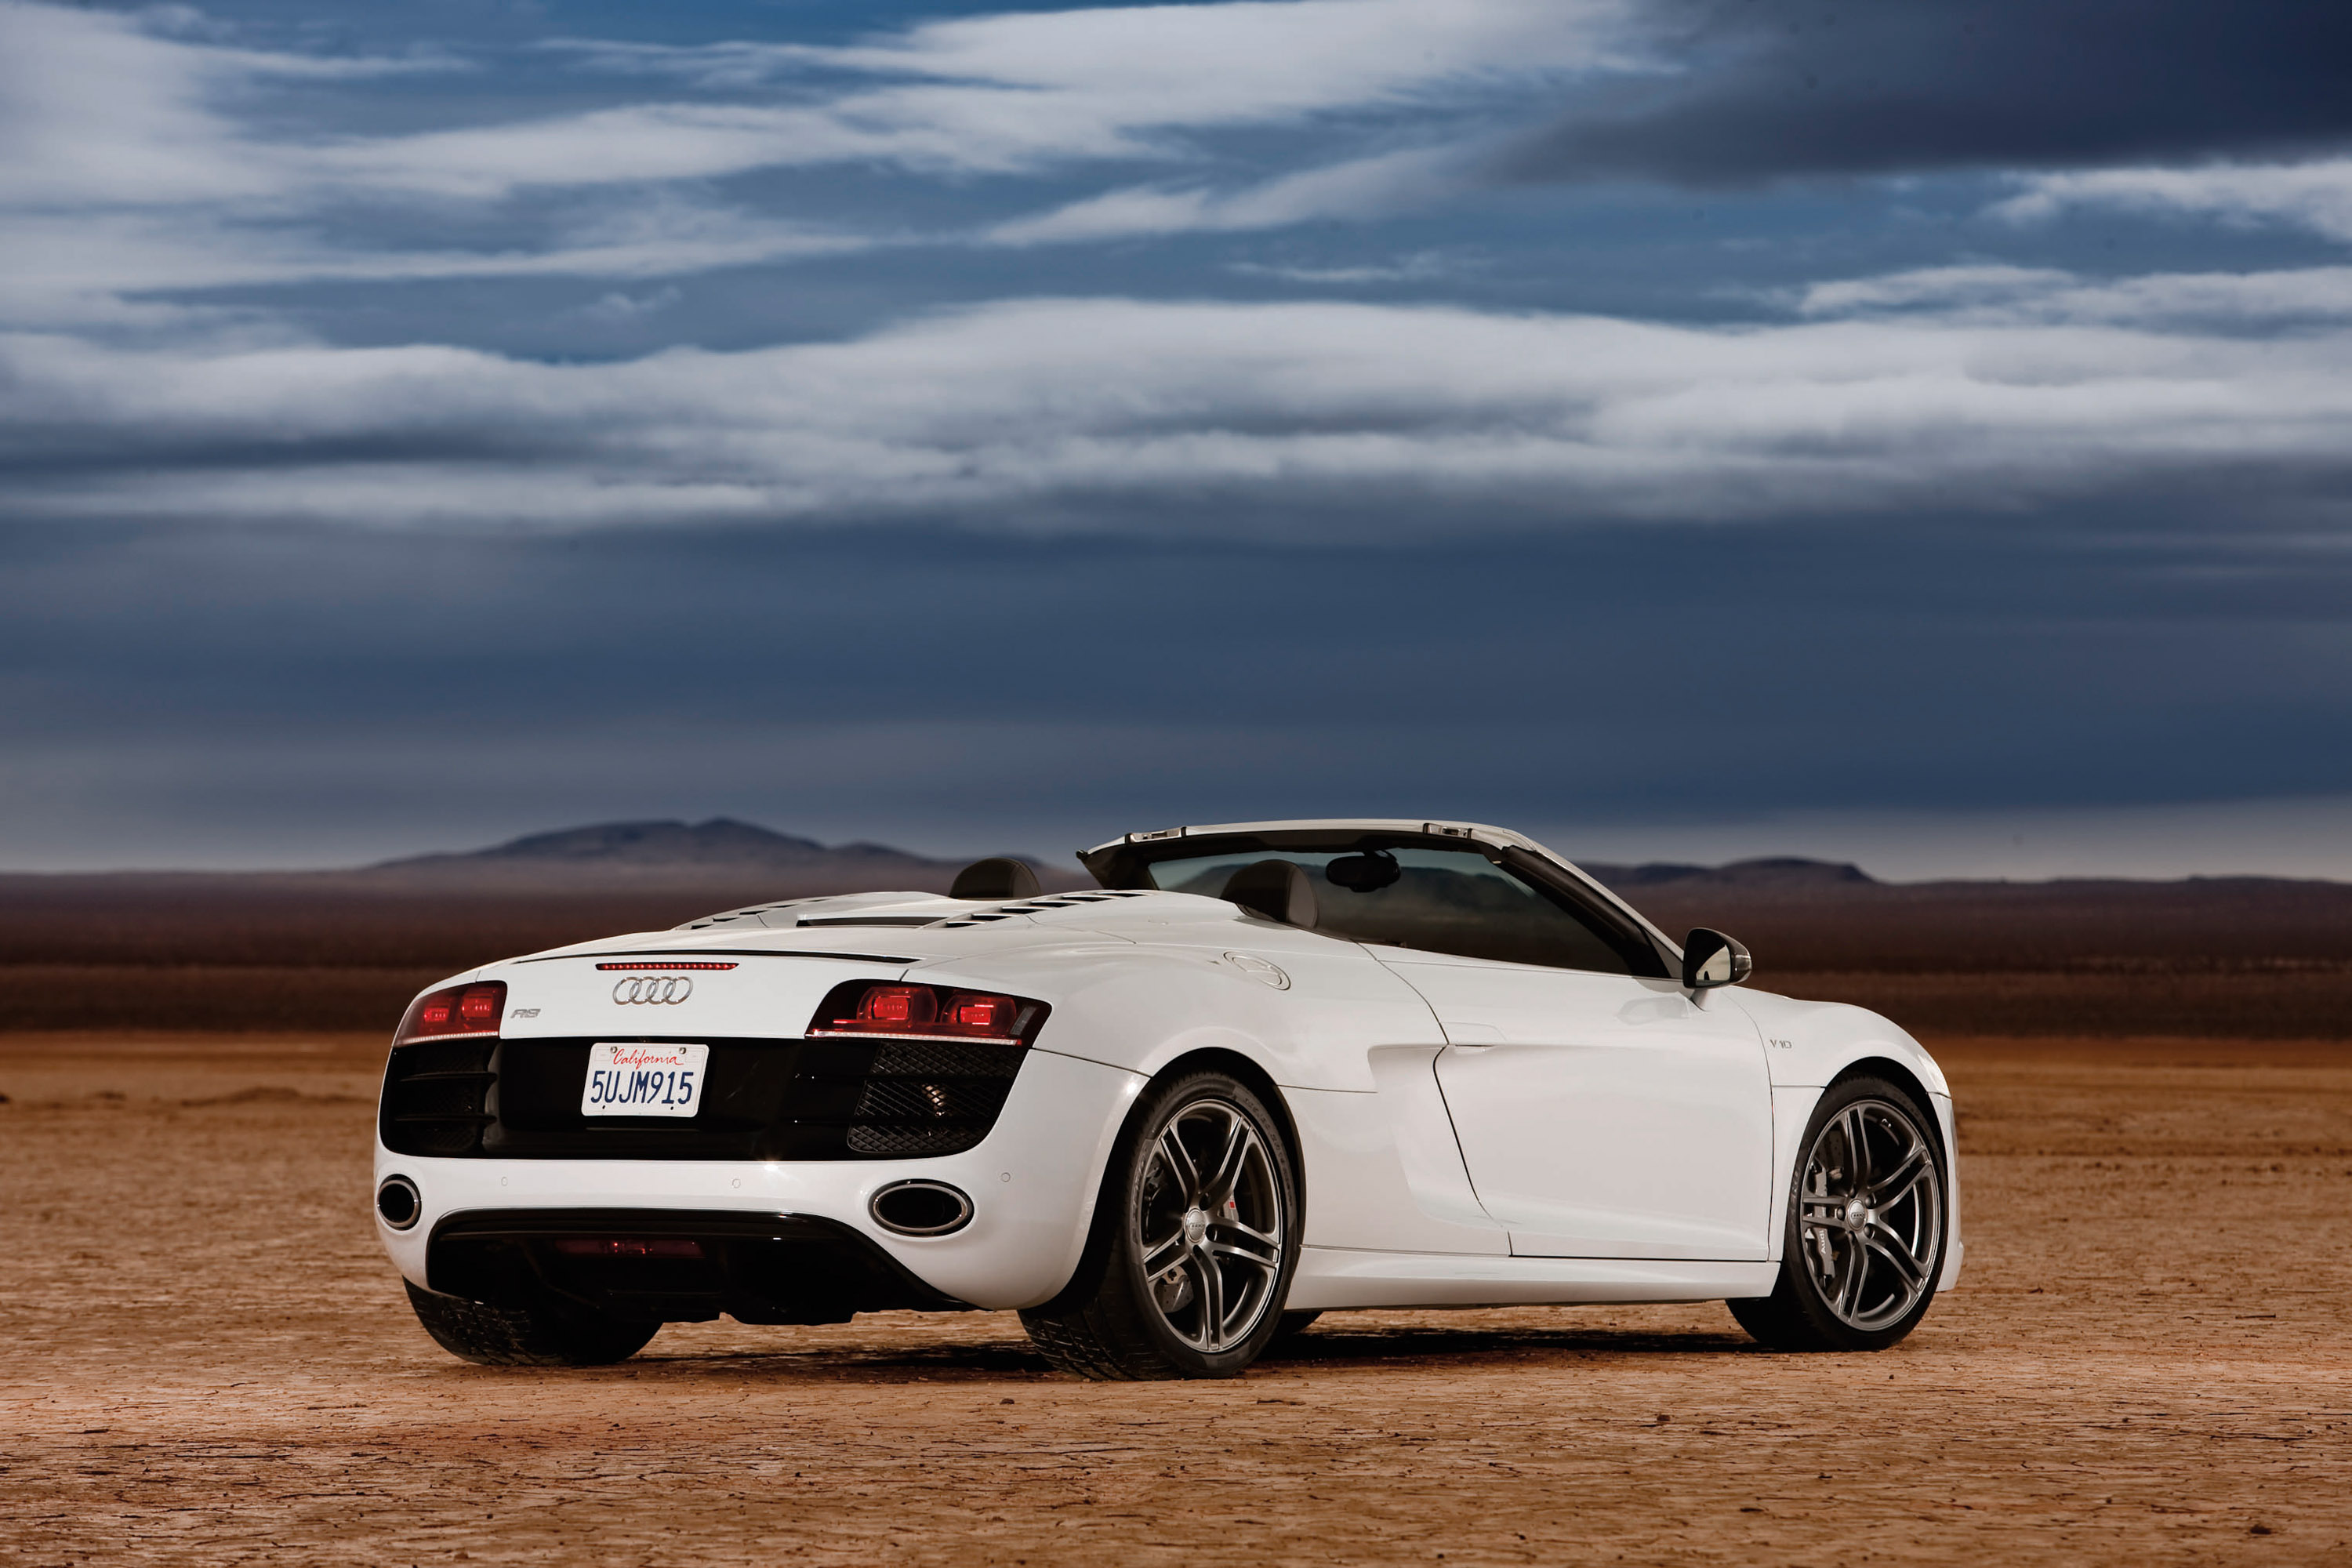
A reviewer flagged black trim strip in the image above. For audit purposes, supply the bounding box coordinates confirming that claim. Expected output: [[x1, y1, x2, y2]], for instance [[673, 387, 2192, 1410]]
[[796, 916, 945, 928], [514, 948, 921, 965]]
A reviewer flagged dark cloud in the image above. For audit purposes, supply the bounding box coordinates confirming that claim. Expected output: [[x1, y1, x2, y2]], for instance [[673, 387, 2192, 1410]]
[[11, 290, 2352, 539], [4, 516, 2350, 867], [1503, 0, 2352, 187], [4, 1, 2347, 873]]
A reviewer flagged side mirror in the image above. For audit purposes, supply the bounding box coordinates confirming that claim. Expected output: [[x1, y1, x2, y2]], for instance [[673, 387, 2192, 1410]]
[[1682, 927, 1752, 989]]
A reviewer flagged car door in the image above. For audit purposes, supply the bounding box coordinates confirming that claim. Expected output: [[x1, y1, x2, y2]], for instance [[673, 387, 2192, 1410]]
[[1112, 836, 1777, 1261], [1384, 954, 1774, 1259]]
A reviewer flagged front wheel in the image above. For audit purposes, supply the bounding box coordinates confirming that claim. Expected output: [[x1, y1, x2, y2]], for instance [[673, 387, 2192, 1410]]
[[1730, 1075, 1947, 1352], [1021, 1070, 1301, 1379]]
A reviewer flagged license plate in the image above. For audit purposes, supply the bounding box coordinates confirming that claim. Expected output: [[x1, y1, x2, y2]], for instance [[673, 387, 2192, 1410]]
[[582, 1043, 709, 1118]]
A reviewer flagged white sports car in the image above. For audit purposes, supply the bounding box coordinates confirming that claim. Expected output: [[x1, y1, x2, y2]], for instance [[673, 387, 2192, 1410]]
[[375, 818, 1960, 1378]]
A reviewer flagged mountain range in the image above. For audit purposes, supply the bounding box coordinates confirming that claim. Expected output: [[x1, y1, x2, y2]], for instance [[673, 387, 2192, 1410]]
[[358, 817, 1023, 890], [368, 818, 1875, 887], [2, 818, 2345, 1035], [361, 818, 1890, 891]]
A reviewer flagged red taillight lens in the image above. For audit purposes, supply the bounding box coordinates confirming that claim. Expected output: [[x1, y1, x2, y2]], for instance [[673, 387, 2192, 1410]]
[[951, 994, 1008, 1029], [808, 982, 1042, 1043], [859, 985, 936, 1026], [397, 981, 507, 1043]]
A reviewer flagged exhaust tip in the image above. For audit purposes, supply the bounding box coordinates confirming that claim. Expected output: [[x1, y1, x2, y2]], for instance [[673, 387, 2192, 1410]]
[[376, 1175, 423, 1231], [869, 1179, 973, 1237]]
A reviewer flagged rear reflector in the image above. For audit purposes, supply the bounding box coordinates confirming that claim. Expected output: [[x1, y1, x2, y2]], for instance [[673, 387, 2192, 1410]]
[[550, 1239, 706, 1259]]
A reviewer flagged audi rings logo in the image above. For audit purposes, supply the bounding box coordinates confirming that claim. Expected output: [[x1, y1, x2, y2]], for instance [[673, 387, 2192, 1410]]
[[612, 975, 694, 1006]]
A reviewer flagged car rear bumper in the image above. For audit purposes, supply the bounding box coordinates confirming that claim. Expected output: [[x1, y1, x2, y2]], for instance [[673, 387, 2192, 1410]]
[[375, 1046, 1145, 1312], [422, 1207, 964, 1324]]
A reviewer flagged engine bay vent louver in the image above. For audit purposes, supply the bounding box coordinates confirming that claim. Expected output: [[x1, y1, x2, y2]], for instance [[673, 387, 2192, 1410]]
[[681, 909, 770, 930], [931, 889, 1148, 928], [795, 916, 944, 928], [675, 898, 823, 931]]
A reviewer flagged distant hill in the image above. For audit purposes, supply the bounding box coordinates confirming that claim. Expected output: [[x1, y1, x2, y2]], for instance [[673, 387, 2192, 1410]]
[[1, 829, 2345, 1035], [1581, 857, 1878, 891], [1598, 864, 2352, 968], [358, 817, 986, 889], [0, 820, 1087, 1029]]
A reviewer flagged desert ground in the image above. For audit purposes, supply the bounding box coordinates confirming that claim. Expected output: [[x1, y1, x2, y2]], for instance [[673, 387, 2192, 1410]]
[[5, 1033, 2348, 1566]]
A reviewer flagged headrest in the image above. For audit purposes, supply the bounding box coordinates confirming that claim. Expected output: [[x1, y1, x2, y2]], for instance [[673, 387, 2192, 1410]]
[[1222, 859, 1317, 927], [950, 857, 1043, 900]]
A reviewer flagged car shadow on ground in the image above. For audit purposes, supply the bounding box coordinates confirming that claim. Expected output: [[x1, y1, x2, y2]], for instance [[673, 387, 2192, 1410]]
[[562, 1318, 1766, 1385], [1268, 1322, 1762, 1365]]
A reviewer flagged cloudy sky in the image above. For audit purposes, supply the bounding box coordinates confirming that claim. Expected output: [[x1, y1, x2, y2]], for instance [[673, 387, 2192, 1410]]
[[4, 0, 2350, 877]]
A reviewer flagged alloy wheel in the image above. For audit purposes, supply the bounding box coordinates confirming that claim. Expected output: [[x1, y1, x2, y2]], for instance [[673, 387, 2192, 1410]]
[[1134, 1097, 1286, 1354], [1795, 1098, 1943, 1333]]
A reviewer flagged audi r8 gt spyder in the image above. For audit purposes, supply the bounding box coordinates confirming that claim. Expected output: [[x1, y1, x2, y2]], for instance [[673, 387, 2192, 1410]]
[[375, 818, 1961, 1379]]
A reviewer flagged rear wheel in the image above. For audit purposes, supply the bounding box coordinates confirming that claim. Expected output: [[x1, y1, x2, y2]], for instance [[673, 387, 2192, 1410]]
[[1730, 1075, 1947, 1352], [404, 1279, 659, 1367], [1021, 1070, 1300, 1379]]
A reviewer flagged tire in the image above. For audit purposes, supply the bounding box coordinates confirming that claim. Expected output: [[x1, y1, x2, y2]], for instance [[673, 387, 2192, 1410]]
[[404, 1279, 660, 1367], [1730, 1074, 1948, 1352], [1021, 1069, 1301, 1380]]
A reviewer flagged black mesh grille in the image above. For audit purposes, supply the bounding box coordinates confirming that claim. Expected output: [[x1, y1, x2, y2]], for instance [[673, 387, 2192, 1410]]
[[854, 1077, 960, 1120], [869, 1040, 1020, 1076], [848, 1124, 980, 1156], [399, 1076, 492, 1120], [379, 1039, 495, 1156], [847, 1040, 1024, 1157], [379, 1035, 1029, 1161]]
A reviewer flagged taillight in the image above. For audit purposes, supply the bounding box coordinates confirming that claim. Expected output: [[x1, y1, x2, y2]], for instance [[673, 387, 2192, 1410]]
[[861, 985, 935, 1027], [807, 982, 1044, 1044], [949, 993, 1013, 1031], [397, 981, 508, 1044]]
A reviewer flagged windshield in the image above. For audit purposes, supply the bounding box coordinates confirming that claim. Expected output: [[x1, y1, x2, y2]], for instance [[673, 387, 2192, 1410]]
[[1140, 844, 1653, 975]]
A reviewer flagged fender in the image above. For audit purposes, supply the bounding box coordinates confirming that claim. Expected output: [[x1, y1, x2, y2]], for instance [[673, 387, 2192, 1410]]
[[903, 939, 1490, 1258], [904, 928, 1443, 1093], [1725, 987, 1964, 1290], [1723, 989, 1949, 1094]]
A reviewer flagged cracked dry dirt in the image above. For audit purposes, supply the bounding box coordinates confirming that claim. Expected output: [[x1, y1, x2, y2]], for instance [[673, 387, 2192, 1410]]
[[3, 1033, 2349, 1566]]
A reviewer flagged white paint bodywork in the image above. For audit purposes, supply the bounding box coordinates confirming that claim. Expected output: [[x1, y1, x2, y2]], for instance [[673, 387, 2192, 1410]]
[[1386, 957, 1773, 1261], [374, 818, 1963, 1312]]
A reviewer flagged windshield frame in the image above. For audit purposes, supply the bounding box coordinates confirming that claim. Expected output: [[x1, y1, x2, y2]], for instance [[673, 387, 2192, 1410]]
[[1087, 828, 1674, 979]]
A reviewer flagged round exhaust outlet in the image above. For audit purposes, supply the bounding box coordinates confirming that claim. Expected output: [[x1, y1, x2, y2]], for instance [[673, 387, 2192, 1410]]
[[376, 1175, 423, 1231], [869, 1180, 973, 1237]]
